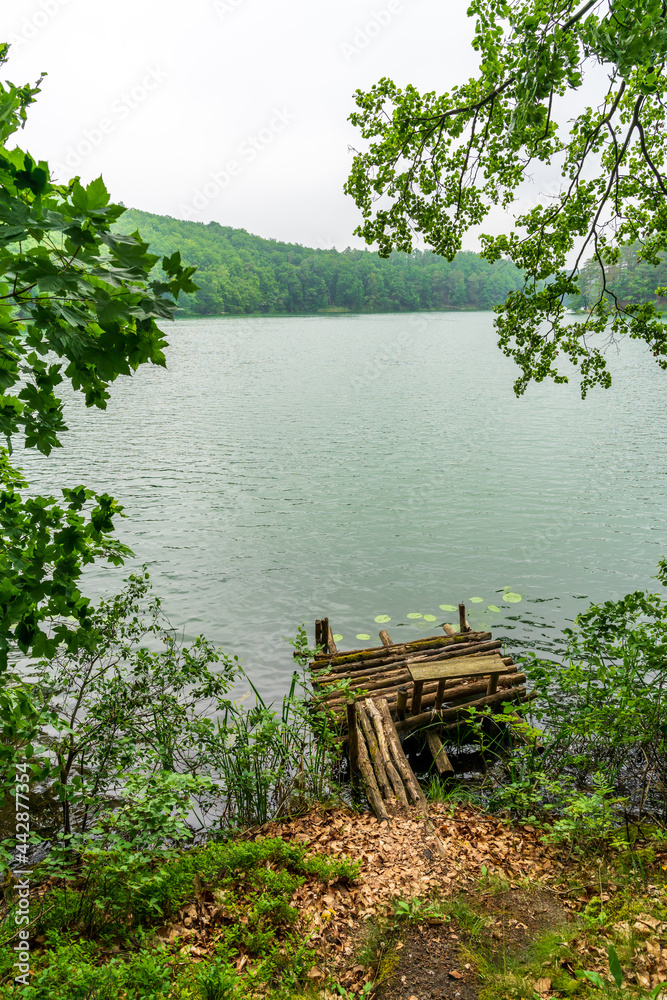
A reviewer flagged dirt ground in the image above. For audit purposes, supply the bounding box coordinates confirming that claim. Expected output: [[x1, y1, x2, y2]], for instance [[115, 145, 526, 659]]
[[373, 924, 481, 1000]]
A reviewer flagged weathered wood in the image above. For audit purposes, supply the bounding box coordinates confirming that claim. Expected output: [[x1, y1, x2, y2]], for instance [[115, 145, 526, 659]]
[[442, 623, 457, 636], [314, 638, 501, 687], [327, 670, 525, 719], [407, 652, 506, 684], [327, 622, 338, 657], [314, 619, 323, 649], [379, 629, 393, 647], [376, 699, 428, 809], [487, 672, 499, 695], [346, 701, 359, 780], [365, 699, 409, 809], [355, 712, 390, 821], [426, 730, 455, 777], [396, 686, 408, 720], [309, 632, 492, 670], [435, 678, 447, 711], [395, 685, 529, 733], [459, 603, 468, 633], [357, 703, 396, 805], [411, 679, 424, 716], [321, 617, 330, 654]]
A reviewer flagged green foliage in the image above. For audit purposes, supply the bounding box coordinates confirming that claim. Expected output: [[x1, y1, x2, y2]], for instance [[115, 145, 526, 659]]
[[526, 584, 667, 823], [0, 836, 359, 999], [114, 208, 525, 315], [0, 47, 196, 671], [346, 0, 667, 396]]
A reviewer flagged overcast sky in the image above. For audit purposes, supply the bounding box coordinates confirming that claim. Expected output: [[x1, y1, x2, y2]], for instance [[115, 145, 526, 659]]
[[4, 0, 494, 249]]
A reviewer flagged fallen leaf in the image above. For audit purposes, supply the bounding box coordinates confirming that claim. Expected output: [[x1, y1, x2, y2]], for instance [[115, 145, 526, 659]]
[[448, 970, 464, 979]]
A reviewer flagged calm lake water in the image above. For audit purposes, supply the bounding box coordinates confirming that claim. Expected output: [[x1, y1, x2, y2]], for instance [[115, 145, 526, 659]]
[[21, 312, 667, 700]]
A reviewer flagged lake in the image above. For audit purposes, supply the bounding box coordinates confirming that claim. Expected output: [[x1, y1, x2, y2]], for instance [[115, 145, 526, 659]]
[[21, 312, 667, 701]]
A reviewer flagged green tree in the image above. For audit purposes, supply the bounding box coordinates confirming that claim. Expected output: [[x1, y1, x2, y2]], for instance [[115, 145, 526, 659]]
[[345, 0, 667, 396], [0, 47, 196, 671]]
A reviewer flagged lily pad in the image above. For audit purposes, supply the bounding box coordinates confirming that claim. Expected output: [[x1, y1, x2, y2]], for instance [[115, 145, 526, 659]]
[[332, 634, 343, 642], [374, 614, 391, 623], [470, 596, 484, 603], [439, 604, 456, 612], [423, 614, 437, 622], [406, 612, 423, 619], [503, 592, 522, 603], [487, 605, 501, 613], [356, 633, 371, 641]]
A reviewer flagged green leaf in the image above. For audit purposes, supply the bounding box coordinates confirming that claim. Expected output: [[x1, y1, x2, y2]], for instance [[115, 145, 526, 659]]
[[608, 944, 623, 988]]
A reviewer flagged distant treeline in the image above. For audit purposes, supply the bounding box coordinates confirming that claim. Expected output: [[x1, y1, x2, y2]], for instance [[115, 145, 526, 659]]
[[114, 209, 525, 316], [571, 246, 667, 310]]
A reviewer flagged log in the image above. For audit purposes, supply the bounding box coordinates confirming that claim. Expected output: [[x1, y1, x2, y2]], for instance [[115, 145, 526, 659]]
[[314, 638, 501, 687], [396, 686, 408, 720], [459, 604, 468, 633], [322, 664, 521, 714], [309, 632, 492, 670], [379, 629, 393, 647], [346, 701, 359, 782], [326, 671, 525, 720], [321, 617, 330, 654], [426, 730, 455, 777], [314, 619, 323, 649], [365, 699, 409, 809], [375, 699, 427, 809], [395, 686, 530, 734], [357, 703, 396, 805], [442, 623, 457, 636], [355, 713, 390, 821]]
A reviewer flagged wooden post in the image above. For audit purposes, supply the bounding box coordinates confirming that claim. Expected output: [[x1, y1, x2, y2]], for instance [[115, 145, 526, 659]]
[[411, 679, 424, 716], [327, 622, 338, 656], [321, 617, 330, 653], [315, 619, 323, 649], [396, 686, 408, 720], [435, 679, 447, 711], [487, 673, 499, 695], [379, 629, 393, 647], [458, 604, 468, 633], [346, 700, 359, 785]]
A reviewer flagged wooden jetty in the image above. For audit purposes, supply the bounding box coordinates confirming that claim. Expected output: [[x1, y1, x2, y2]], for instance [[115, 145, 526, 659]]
[[305, 604, 536, 821]]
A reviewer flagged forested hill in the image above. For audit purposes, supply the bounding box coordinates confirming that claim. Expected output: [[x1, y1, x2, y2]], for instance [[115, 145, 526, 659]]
[[114, 208, 524, 316]]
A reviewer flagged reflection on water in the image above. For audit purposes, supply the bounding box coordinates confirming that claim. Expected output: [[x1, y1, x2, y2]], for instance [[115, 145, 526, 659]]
[[20, 312, 667, 701]]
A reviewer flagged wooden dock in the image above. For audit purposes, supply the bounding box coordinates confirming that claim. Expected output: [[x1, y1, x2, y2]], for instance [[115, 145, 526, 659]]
[[306, 604, 535, 820]]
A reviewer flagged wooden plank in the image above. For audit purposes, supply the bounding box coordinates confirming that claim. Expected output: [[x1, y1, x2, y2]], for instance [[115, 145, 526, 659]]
[[408, 653, 506, 684]]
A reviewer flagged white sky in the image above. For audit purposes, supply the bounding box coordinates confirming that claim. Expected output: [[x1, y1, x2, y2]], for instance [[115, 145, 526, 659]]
[[3, 0, 567, 251]]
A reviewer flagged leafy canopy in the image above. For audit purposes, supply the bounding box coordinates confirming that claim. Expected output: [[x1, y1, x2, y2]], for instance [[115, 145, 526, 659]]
[[0, 45, 197, 669], [345, 0, 667, 396]]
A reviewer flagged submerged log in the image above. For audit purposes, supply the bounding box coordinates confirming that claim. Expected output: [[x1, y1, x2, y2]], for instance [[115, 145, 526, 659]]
[[426, 730, 455, 777]]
